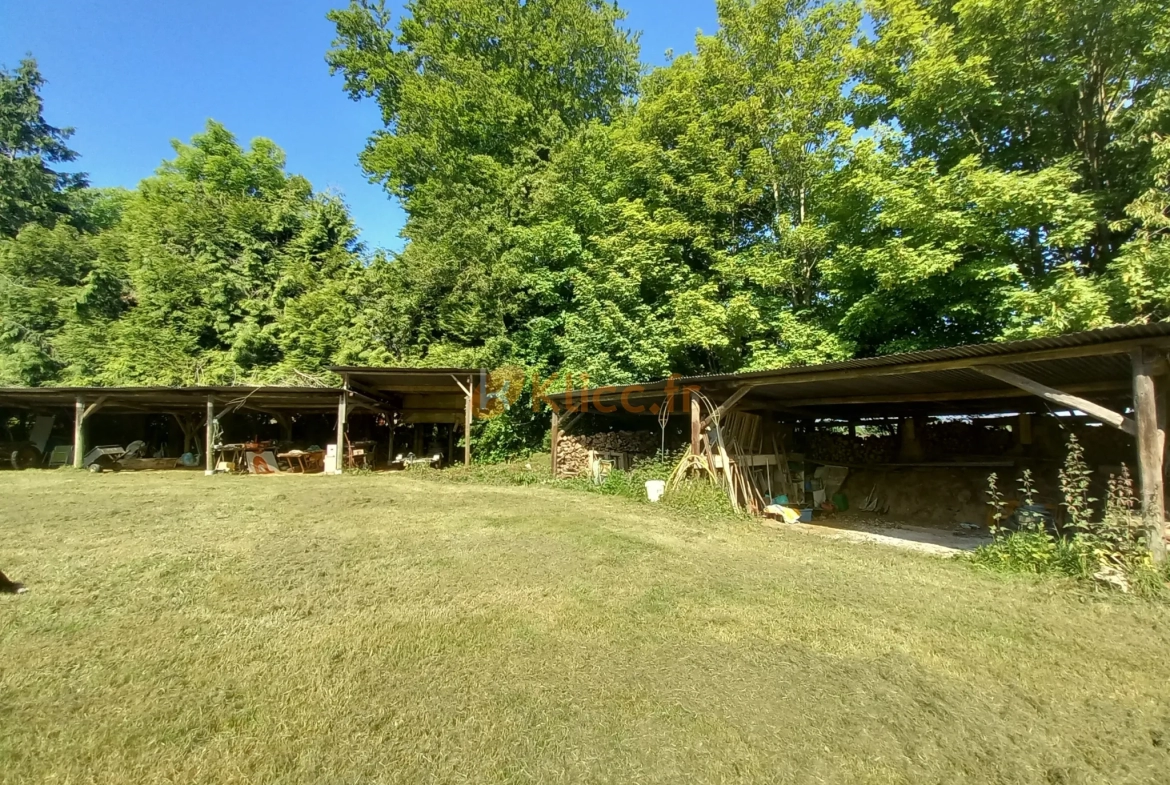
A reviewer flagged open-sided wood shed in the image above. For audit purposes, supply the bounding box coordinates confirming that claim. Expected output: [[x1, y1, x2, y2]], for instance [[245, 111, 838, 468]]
[[329, 367, 483, 466], [546, 324, 1170, 560], [0, 386, 354, 473], [0, 367, 484, 473]]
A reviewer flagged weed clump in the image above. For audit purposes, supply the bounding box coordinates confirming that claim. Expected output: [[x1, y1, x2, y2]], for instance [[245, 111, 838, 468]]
[[972, 434, 1168, 595]]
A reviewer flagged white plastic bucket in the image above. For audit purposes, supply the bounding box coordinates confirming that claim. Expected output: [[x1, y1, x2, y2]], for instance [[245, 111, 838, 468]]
[[645, 480, 666, 503]]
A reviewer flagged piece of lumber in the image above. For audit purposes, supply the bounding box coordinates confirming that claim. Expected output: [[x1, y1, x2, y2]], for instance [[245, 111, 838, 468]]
[[73, 397, 85, 470], [1018, 413, 1033, 446], [712, 454, 779, 469], [976, 366, 1137, 435], [714, 435, 737, 511], [205, 397, 215, 475], [1133, 348, 1166, 563], [777, 380, 1128, 408], [464, 376, 472, 466], [559, 411, 583, 436], [335, 389, 347, 475], [550, 409, 560, 478], [344, 385, 397, 415], [81, 395, 108, 421], [346, 378, 400, 409], [701, 386, 756, 429], [691, 394, 701, 456], [1157, 376, 1168, 467]]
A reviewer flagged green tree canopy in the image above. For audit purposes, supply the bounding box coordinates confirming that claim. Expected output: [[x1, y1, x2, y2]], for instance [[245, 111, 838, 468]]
[[327, 0, 641, 370], [0, 58, 87, 237]]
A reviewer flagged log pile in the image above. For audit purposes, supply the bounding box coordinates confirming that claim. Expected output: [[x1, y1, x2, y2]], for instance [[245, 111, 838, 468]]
[[921, 421, 1012, 458], [806, 432, 897, 465], [555, 430, 660, 477], [804, 421, 1015, 465]]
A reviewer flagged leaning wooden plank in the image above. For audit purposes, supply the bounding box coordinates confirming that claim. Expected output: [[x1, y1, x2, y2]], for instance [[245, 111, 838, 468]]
[[714, 437, 738, 511], [976, 366, 1137, 436]]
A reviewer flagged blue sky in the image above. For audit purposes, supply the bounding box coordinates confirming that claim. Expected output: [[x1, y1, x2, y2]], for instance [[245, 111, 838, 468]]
[[0, 0, 718, 253]]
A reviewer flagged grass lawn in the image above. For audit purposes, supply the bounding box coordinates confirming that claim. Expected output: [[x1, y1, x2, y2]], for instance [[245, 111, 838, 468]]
[[3, 471, 1170, 784]]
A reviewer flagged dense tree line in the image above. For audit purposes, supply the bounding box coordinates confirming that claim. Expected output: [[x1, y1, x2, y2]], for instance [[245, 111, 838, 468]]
[[3, 0, 1170, 410], [328, 0, 1170, 382]]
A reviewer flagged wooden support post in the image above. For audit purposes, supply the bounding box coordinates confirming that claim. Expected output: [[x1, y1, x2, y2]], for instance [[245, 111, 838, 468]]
[[690, 395, 701, 456], [205, 397, 215, 475], [73, 396, 85, 469], [388, 424, 396, 464], [1157, 379, 1168, 457], [464, 376, 472, 466], [335, 391, 347, 475], [446, 424, 454, 466], [550, 408, 560, 478], [171, 413, 196, 455], [1018, 413, 1033, 447], [1158, 383, 1168, 508], [1133, 348, 1166, 563], [274, 413, 292, 444], [900, 417, 924, 462]]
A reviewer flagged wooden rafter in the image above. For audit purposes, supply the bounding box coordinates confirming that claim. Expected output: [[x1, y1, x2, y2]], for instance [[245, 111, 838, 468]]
[[770, 380, 1130, 409], [559, 410, 584, 435], [700, 385, 756, 429], [346, 378, 400, 409], [976, 366, 1137, 435], [213, 400, 246, 422], [342, 388, 396, 417], [81, 396, 109, 421]]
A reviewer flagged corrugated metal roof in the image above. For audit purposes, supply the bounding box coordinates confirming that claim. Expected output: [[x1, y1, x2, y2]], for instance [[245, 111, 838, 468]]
[[673, 323, 1170, 384], [331, 367, 482, 407], [0, 386, 345, 412], [549, 323, 1170, 416], [329, 366, 481, 376]]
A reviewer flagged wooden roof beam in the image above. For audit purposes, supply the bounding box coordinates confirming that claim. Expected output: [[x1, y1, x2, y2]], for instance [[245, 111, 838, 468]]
[[559, 410, 584, 435], [976, 366, 1137, 435], [767, 379, 1130, 408], [342, 387, 396, 417], [700, 385, 757, 429], [346, 379, 401, 409]]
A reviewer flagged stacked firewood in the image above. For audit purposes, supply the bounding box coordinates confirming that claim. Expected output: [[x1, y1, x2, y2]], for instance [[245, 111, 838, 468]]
[[806, 432, 897, 465], [921, 421, 1012, 458], [555, 431, 660, 477]]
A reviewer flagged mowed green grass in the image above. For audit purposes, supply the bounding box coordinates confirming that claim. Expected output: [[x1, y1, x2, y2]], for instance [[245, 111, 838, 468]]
[[2, 472, 1169, 784]]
